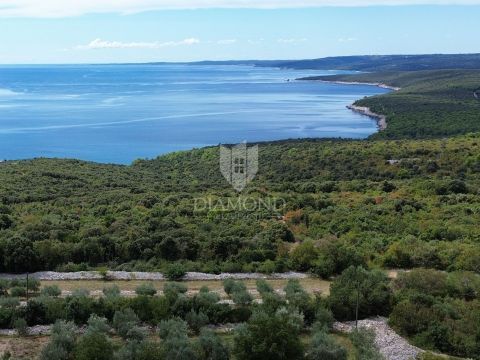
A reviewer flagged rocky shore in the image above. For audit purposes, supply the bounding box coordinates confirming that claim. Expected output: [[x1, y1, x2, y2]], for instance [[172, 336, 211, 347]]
[[347, 105, 387, 130]]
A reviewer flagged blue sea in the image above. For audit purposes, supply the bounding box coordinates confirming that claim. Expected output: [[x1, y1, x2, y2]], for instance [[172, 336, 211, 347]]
[[0, 64, 389, 164]]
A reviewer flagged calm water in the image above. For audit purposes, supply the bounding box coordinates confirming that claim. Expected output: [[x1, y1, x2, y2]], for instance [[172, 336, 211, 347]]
[[0, 64, 388, 164]]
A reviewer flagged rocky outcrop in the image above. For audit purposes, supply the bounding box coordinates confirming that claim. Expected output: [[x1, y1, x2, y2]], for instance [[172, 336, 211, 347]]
[[347, 105, 387, 130], [333, 317, 423, 360]]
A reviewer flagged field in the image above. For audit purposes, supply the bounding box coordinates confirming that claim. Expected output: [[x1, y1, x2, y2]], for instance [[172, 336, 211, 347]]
[[39, 277, 331, 297]]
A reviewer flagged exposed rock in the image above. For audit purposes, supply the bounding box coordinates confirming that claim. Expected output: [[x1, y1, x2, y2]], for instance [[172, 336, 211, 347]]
[[0, 271, 308, 281], [333, 317, 423, 360]]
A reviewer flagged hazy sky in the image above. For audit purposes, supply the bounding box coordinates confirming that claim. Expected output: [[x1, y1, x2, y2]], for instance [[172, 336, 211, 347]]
[[1, 0, 479, 64]]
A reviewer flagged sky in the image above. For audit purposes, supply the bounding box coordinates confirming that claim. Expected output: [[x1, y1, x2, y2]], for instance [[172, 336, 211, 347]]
[[0, 0, 479, 64]]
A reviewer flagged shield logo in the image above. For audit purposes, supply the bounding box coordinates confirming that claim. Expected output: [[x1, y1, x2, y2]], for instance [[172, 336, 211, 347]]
[[220, 142, 258, 192]]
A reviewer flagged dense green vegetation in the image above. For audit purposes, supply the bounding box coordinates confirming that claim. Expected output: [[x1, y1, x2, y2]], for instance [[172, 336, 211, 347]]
[[192, 54, 480, 72], [300, 70, 480, 139], [0, 135, 479, 275], [0, 277, 386, 360], [1, 55, 480, 357], [390, 269, 480, 358], [264, 54, 480, 71]]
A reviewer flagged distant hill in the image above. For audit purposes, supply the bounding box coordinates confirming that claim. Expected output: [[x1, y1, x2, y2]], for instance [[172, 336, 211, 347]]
[[177, 54, 480, 71], [257, 54, 480, 71]]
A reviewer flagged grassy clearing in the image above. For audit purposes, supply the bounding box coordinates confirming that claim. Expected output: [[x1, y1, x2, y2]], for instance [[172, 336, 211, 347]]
[[40, 277, 331, 297]]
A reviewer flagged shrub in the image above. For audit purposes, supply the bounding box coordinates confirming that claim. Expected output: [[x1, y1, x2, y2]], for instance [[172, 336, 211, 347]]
[[163, 282, 188, 303], [158, 318, 189, 339], [306, 330, 347, 360], [135, 283, 157, 296], [185, 310, 209, 335], [255, 279, 274, 295], [233, 307, 304, 360], [349, 329, 384, 360], [112, 308, 140, 339], [165, 263, 187, 281], [75, 331, 113, 360], [158, 317, 198, 359], [0, 280, 9, 296], [9, 287, 26, 297], [284, 279, 310, 309], [196, 328, 230, 360], [13, 318, 28, 336], [102, 285, 121, 298], [231, 289, 253, 306], [313, 306, 334, 331], [71, 288, 90, 297], [41, 285, 62, 297], [75, 315, 113, 360], [329, 266, 392, 321], [40, 320, 77, 360]]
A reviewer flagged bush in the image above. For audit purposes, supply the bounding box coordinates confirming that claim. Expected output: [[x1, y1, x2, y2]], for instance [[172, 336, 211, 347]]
[[9, 287, 26, 297], [112, 308, 140, 339], [165, 263, 187, 281], [329, 266, 392, 321], [102, 285, 121, 298], [306, 330, 347, 360], [196, 328, 230, 360], [75, 315, 113, 360], [13, 318, 28, 336], [186, 310, 209, 335], [256, 279, 274, 295], [135, 283, 157, 296], [233, 307, 304, 360], [231, 289, 253, 306], [40, 320, 77, 360], [163, 282, 188, 302], [158, 317, 198, 359], [41, 285, 62, 297], [158, 317, 189, 339], [349, 329, 384, 360]]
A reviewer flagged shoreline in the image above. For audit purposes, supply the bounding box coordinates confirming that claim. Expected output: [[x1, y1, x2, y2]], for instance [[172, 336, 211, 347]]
[[297, 78, 401, 91], [298, 78, 400, 131], [347, 104, 387, 131]]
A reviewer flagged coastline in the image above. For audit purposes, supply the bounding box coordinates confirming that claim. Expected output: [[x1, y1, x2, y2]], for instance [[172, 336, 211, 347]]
[[297, 78, 401, 91], [347, 104, 387, 131], [298, 78, 400, 131]]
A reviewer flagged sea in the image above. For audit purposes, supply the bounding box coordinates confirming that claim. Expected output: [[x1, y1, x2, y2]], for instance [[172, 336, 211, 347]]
[[0, 64, 389, 164]]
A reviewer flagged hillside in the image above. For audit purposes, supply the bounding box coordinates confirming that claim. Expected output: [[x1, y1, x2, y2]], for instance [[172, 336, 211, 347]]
[[299, 70, 480, 139], [260, 53, 480, 71], [0, 136, 479, 275]]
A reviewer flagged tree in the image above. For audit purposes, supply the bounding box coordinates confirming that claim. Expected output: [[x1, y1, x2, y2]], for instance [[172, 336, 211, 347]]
[[2, 237, 39, 273], [329, 266, 392, 321], [165, 263, 186, 281], [233, 307, 304, 360]]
